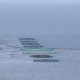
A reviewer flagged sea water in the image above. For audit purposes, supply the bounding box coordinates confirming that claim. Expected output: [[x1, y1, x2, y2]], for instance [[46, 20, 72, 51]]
[[0, 3, 80, 80]]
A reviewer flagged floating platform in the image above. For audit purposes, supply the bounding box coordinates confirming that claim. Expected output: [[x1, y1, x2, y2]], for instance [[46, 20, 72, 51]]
[[18, 38, 35, 40], [0, 48, 3, 50], [20, 48, 52, 51], [19, 41, 37, 42], [21, 43, 39, 45], [33, 59, 59, 62], [23, 46, 43, 48], [30, 55, 53, 58], [23, 51, 56, 54]]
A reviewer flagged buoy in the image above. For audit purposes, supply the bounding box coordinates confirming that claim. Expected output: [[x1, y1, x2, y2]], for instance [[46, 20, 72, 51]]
[[59, 45, 60, 46], [55, 43, 56, 44], [48, 38, 49, 39], [67, 51, 68, 52], [14, 58, 15, 59], [6, 37, 7, 38], [71, 54, 72, 56], [50, 40, 51, 41], [10, 44, 11, 45], [62, 48, 63, 49], [77, 58, 78, 60], [16, 62, 18, 63], [13, 47, 14, 48], [58, 38, 59, 40]]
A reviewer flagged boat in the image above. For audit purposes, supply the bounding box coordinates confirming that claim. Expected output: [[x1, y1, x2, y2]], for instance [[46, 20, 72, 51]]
[[23, 46, 43, 48], [30, 55, 53, 58], [0, 48, 3, 50], [20, 48, 52, 51], [23, 51, 56, 54], [33, 59, 59, 62], [18, 38, 35, 40]]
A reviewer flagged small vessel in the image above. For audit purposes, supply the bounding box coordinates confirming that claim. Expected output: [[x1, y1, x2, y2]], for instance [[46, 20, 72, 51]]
[[23, 51, 56, 54], [0, 48, 3, 50], [20, 48, 52, 51], [30, 55, 53, 58], [18, 38, 35, 40], [33, 59, 59, 62]]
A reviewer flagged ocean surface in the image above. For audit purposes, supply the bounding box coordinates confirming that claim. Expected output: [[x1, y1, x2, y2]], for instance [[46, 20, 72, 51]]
[[0, 3, 80, 80]]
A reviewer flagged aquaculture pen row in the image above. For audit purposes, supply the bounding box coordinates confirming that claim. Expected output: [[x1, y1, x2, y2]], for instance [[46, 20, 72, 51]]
[[19, 38, 59, 62]]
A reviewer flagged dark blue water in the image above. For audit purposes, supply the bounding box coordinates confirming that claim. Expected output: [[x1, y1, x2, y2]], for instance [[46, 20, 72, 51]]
[[0, 3, 80, 80]]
